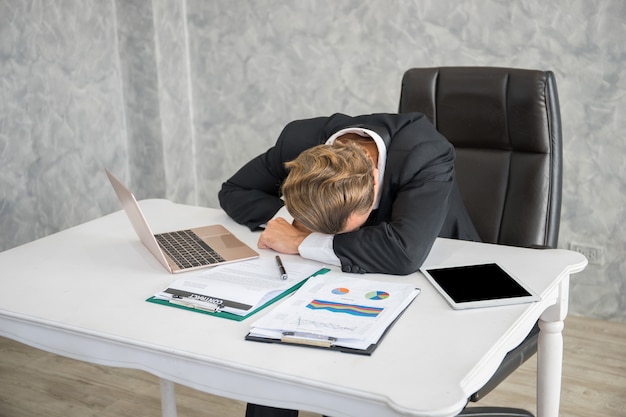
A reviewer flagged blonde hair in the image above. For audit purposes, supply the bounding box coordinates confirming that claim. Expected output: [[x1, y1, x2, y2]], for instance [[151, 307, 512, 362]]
[[282, 142, 375, 234]]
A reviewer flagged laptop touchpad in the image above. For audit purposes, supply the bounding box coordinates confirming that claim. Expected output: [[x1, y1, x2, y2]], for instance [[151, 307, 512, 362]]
[[202, 233, 243, 249]]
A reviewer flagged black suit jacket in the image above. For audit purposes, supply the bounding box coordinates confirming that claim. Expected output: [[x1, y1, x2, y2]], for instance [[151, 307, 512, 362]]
[[219, 113, 479, 275]]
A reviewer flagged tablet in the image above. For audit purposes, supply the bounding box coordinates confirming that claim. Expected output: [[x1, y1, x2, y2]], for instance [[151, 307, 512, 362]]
[[420, 263, 540, 310]]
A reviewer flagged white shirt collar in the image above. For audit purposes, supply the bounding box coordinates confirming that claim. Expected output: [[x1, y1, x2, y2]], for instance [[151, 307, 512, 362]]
[[325, 127, 386, 209]]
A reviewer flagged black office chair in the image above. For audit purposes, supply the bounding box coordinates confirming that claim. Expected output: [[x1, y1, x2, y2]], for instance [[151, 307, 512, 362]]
[[399, 67, 563, 417]]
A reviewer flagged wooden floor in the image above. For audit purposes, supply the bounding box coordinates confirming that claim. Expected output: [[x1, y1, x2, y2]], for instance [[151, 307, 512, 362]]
[[0, 315, 624, 417]]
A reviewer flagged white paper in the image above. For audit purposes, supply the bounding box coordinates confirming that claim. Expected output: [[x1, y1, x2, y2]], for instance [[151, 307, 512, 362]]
[[249, 272, 420, 349], [154, 257, 325, 315]]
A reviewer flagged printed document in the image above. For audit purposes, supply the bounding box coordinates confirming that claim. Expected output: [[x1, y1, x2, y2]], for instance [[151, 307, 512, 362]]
[[153, 257, 324, 316], [248, 272, 420, 350]]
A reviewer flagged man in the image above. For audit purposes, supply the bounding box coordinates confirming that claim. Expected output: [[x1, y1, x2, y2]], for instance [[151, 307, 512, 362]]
[[219, 113, 479, 274], [219, 112, 480, 417]]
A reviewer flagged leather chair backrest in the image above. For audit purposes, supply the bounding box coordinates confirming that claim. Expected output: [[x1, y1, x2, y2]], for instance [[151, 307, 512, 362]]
[[399, 67, 562, 248]]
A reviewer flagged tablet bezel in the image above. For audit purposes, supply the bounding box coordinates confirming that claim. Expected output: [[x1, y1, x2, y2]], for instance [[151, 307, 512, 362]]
[[420, 262, 540, 310]]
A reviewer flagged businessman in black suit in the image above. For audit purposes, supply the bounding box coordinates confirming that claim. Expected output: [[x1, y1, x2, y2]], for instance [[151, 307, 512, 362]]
[[219, 112, 480, 417]]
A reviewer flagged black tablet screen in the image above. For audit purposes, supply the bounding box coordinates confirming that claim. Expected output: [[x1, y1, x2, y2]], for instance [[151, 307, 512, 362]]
[[426, 263, 531, 303]]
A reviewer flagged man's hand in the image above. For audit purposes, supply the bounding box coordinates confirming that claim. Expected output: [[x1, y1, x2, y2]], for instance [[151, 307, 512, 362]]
[[258, 217, 311, 254]]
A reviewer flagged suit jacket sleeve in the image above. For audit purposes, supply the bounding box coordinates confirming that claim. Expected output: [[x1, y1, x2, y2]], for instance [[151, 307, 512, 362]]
[[218, 117, 327, 230]]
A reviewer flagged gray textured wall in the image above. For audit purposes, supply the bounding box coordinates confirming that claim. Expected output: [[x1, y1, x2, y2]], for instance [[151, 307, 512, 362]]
[[1, 0, 624, 322]]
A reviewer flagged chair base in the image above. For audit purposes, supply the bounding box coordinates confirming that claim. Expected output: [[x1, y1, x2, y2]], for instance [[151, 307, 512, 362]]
[[458, 406, 534, 417]]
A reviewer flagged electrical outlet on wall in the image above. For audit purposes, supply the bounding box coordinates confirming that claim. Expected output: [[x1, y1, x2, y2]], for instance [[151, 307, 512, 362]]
[[569, 242, 605, 265]]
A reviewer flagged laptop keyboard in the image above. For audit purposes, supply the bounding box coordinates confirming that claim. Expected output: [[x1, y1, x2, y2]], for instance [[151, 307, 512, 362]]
[[155, 230, 225, 269]]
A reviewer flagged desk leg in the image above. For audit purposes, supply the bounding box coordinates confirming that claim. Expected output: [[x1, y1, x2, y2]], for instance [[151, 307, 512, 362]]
[[160, 378, 178, 417], [537, 318, 563, 417], [536, 276, 569, 417]]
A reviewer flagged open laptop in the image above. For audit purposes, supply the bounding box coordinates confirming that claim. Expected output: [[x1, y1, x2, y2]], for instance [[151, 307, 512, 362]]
[[106, 169, 259, 273]]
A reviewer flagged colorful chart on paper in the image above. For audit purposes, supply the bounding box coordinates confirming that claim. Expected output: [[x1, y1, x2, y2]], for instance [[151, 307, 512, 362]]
[[331, 287, 350, 295], [306, 299, 383, 317], [365, 291, 390, 300]]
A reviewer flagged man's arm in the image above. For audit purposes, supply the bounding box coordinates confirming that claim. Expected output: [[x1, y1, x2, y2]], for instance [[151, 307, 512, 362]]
[[257, 218, 309, 253], [218, 117, 329, 230], [219, 169, 285, 231]]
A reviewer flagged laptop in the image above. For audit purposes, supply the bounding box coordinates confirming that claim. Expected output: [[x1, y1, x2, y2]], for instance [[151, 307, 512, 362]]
[[105, 169, 259, 273]]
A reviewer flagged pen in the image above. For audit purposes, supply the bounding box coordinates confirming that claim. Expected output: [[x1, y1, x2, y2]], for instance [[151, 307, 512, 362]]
[[276, 255, 288, 280]]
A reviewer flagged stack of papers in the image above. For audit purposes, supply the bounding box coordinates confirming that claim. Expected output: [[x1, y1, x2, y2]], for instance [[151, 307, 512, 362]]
[[148, 257, 326, 319], [247, 272, 420, 353]]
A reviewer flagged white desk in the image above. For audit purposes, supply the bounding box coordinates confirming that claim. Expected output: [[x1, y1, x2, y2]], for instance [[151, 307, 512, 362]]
[[0, 199, 587, 417]]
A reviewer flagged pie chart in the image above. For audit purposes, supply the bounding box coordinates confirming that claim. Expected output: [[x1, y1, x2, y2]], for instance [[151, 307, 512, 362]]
[[365, 290, 389, 300]]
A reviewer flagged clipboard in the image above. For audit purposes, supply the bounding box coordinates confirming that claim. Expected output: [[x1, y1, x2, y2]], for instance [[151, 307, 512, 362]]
[[146, 268, 330, 321], [245, 287, 417, 355]]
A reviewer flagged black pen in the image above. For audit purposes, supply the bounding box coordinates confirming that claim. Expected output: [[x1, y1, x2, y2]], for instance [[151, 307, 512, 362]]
[[275, 255, 288, 280]]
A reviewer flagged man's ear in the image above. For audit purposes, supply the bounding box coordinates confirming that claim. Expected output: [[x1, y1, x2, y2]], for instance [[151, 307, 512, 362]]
[[372, 167, 380, 193]]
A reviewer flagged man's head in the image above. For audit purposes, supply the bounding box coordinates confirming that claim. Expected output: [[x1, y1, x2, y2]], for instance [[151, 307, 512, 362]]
[[282, 141, 377, 234]]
